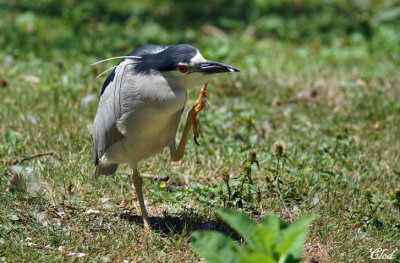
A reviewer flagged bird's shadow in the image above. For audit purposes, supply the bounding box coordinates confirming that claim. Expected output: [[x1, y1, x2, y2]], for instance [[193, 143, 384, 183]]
[[119, 210, 240, 240]]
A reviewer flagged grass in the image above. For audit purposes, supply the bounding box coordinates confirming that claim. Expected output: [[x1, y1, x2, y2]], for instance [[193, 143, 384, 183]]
[[1, 1, 400, 262]]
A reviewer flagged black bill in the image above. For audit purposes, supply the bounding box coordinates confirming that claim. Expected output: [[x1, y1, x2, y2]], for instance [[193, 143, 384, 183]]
[[198, 61, 240, 74]]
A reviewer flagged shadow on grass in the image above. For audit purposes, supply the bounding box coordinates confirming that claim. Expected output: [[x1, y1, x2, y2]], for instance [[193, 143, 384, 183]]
[[119, 211, 240, 240]]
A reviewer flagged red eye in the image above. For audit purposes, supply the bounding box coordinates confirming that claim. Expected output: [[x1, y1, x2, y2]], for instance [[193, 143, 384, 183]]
[[177, 65, 188, 73]]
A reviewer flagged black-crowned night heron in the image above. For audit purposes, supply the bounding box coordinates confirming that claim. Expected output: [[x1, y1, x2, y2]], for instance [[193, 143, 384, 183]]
[[92, 44, 239, 228]]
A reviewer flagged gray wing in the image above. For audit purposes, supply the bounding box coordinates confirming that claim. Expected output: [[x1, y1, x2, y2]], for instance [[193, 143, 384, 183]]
[[93, 60, 128, 176], [93, 45, 171, 176]]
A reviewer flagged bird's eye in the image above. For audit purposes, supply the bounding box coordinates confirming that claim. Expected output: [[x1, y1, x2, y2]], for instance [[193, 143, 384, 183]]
[[177, 65, 188, 73]]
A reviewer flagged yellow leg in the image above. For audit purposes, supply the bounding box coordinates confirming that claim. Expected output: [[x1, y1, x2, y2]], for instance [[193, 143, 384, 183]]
[[192, 83, 208, 141], [169, 83, 208, 160], [132, 169, 151, 229]]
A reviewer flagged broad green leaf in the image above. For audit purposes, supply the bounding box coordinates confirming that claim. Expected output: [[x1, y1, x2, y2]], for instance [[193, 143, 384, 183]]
[[252, 226, 275, 255], [191, 230, 242, 263], [277, 231, 307, 263], [237, 252, 277, 263], [275, 214, 315, 260], [217, 209, 258, 250], [261, 213, 280, 241]]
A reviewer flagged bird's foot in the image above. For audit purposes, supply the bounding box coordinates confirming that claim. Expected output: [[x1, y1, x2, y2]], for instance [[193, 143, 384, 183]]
[[189, 83, 208, 145]]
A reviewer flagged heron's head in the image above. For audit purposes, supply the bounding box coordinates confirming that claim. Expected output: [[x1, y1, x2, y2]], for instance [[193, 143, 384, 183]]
[[135, 44, 239, 90]]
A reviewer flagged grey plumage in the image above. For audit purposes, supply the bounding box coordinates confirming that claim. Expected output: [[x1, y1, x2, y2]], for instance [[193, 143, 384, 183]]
[[92, 44, 239, 228], [93, 45, 172, 176]]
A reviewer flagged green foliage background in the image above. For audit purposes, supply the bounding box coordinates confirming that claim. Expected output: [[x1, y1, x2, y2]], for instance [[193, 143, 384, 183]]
[[2, 0, 400, 59]]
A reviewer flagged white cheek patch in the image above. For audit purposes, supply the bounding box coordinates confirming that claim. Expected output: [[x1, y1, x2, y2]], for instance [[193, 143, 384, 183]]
[[190, 51, 206, 65]]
